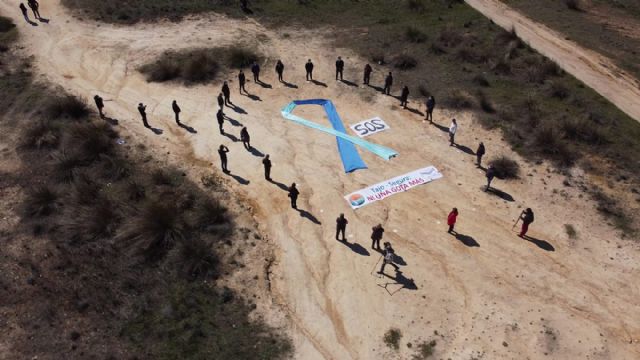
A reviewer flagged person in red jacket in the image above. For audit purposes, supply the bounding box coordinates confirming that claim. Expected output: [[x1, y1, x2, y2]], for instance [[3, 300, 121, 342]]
[[447, 208, 458, 234]]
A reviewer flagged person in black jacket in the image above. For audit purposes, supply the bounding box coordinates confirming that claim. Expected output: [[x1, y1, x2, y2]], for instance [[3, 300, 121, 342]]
[[238, 70, 247, 94], [476, 142, 485, 167], [216, 109, 225, 135], [218, 145, 229, 173], [371, 223, 384, 250], [400, 85, 409, 109], [27, 0, 40, 19], [336, 213, 348, 241], [221, 82, 231, 106], [378, 242, 400, 274], [275, 60, 284, 82], [425, 96, 436, 122], [262, 154, 272, 181], [305, 59, 314, 81], [217, 93, 224, 111], [19, 3, 31, 24], [94, 95, 104, 118], [240, 126, 251, 150], [383, 72, 393, 95], [138, 103, 149, 128], [172, 100, 181, 125], [251, 61, 261, 83], [363, 63, 372, 85], [288, 183, 299, 209], [485, 164, 496, 191], [335, 56, 344, 80]]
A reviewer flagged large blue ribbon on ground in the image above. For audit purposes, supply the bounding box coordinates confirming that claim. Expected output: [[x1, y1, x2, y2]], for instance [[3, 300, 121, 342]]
[[281, 99, 397, 173]]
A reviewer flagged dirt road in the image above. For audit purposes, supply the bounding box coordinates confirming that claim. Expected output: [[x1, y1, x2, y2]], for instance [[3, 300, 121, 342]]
[[2, 1, 639, 359], [465, 0, 640, 123]]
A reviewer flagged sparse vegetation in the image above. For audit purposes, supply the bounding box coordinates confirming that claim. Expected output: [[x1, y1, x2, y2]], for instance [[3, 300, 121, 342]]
[[405, 26, 428, 43], [564, 224, 577, 239], [393, 54, 418, 70], [489, 156, 520, 179], [383, 328, 403, 350], [413, 340, 437, 359]]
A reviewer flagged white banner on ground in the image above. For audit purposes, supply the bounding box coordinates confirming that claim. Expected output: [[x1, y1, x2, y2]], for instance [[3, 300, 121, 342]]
[[344, 166, 443, 209], [350, 117, 390, 138]]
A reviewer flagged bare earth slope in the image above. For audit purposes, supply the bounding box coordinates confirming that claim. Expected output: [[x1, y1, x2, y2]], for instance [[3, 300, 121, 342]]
[[1, 1, 639, 359], [466, 0, 640, 123]]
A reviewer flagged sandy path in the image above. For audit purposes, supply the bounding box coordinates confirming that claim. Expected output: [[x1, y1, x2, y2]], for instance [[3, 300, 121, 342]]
[[2, 1, 639, 359], [465, 0, 640, 123]]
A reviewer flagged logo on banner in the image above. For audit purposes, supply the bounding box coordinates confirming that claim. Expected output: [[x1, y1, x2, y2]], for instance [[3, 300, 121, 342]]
[[348, 193, 366, 207], [350, 117, 390, 138]]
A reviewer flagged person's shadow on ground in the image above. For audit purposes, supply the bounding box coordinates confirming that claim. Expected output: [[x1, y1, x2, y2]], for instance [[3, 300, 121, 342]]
[[283, 81, 298, 89], [230, 104, 247, 114], [248, 147, 264, 157], [38, 18, 50, 23], [338, 240, 370, 256], [378, 271, 418, 295], [223, 132, 239, 142], [340, 79, 358, 87], [454, 143, 475, 155], [178, 122, 197, 134], [224, 115, 243, 127], [523, 235, 555, 251], [257, 81, 272, 89], [149, 127, 163, 135], [432, 122, 449, 133], [103, 117, 118, 126], [455, 233, 480, 247], [247, 93, 262, 101], [311, 80, 328, 87], [268, 179, 289, 192], [405, 106, 424, 116], [484, 187, 515, 202], [297, 208, 321, 225], [226, 172, 250, 185]]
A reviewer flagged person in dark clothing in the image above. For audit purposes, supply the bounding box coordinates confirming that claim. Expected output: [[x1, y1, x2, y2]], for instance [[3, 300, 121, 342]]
[[383, 72, 393, 95], [400, 85, 410, 108], [262, 154, 272, 181], [218, 145, 229, 173], [217, 93, 224, 111], [363, 63, 372, 85], [138, 103, 149, 128], [288, 183, 299, 209], [19, 3, 31, 23], [335, 56, 344, 80], [519, 208, 534, 237], [425, 96, 436, 122], [240, 126, 251, 150], [251, 61, 260, 83], [305, 59, 314, 81], [222, 82, 231, 106], [378, 242, 400, 274], [216, 109, 225, 134], [485, 164, 496, 191], [94, 95, 104, 118], [447, 208, 458, 234], [238, 70, 247, 94], [275, 60, 284, 82], [336, 213, 348, 241], [476, 142, 485, 167], [371, 224, 384, 250], [172, 100, 181, 124], [27, 0, 40, 19]]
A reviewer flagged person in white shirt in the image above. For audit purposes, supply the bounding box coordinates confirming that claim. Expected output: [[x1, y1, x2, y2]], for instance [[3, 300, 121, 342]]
[[449, 118, 458, 146]]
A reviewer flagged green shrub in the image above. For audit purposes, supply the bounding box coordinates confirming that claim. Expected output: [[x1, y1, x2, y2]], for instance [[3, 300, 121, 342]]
[[444, 89, 475, 109], [489, 156, 520, 179], [394, 54, 418, 70], [383, 328, 402, 351], [45, 95, 90, 120], [405, 26, 428, 43], [23, 186, 59, 217]]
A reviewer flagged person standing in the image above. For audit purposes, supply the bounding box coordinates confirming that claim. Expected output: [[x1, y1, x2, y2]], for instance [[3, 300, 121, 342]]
[[400, 85, 410, 109], [425, 95, 436, 122], [383, 72, 393, 95], [218, 145, 229, 173], [371, 223, 385, 250], [275, 60, 284, 82], [335, 56, 344, 81], [305, 59, 314, 81], [19, 3, 30, 23], [172, 100, 181, 125], [27, 0, 40, 19], [238, 70, 247, 94], [262, 154, 272, 181], [447, 208, 458, 234], [363, 63, 372, 85], [336, 213, 348, 241], [485, 164, 496, 191], [240, 126, 251, 150], [138, 103, 150, 128], [93, 95, 105, 118], [378, 242, 400, 275], [216, 109, 225, 135], [288, 183, 299, 209], [449, 118, 458, 146], [476, 142, 485, 167], [519, 208, 535, 238], [217, 93, 224, 111], [222, 81, 231, 106], [251, 61, 261, 83]]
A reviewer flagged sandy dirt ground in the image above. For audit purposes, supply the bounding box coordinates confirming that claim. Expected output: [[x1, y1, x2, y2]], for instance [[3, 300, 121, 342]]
[[466, 0, 640, 123], [1, 1, 639, 359]]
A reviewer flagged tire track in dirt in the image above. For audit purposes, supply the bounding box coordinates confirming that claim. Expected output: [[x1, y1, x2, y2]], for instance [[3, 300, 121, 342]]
[[465, 0, 640, 122]]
